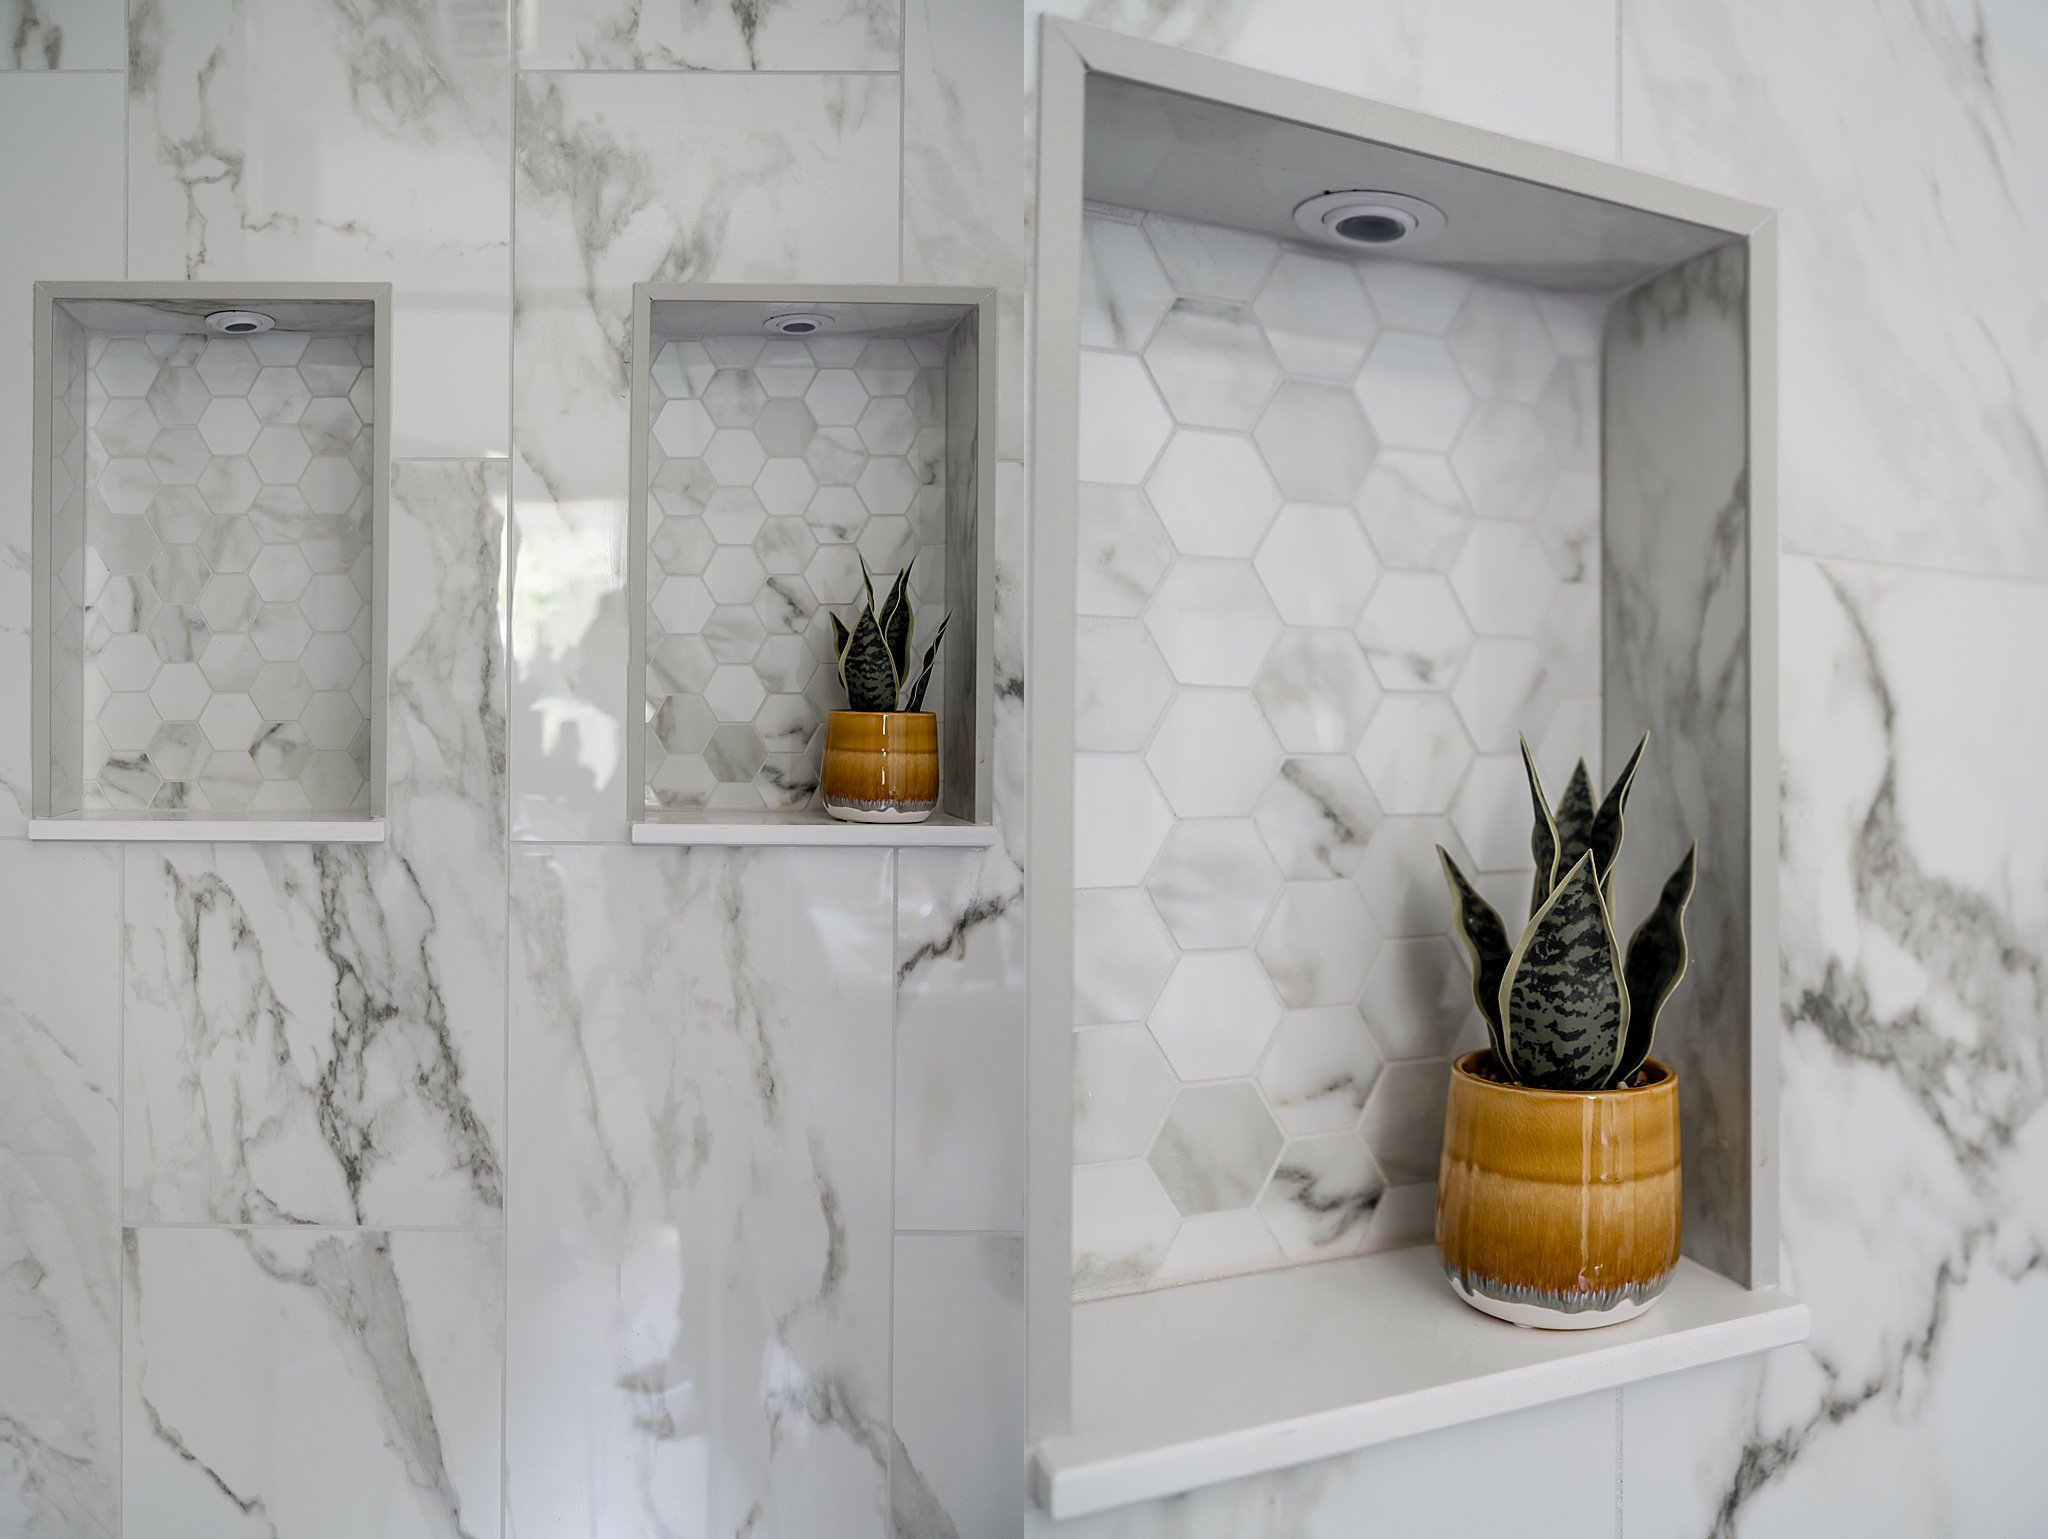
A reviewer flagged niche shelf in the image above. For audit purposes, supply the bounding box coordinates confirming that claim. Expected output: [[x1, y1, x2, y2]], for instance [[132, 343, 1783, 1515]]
[[30, 282, 390, 842], [1025, 22, 1803, 1517], [626, 284, 998, 848]]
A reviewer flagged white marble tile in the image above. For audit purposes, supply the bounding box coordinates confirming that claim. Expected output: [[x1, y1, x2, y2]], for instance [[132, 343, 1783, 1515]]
[[0, 0, 123, 68], [1153, 1207, 1283, 1284], [1142, 300, 1281, 430], [0, 843, 121, 1539], [1250, 380, 1376, 505], [504, 844, 894, 1535], [1252, 503, 1378, 629], [1257, 1130, 1385, 1262], [903, 0, 1023, 291], [1147, 1083, 1281, 1215], [1353, 695, 1473, 815], [1145, 429, 1279, 555], [1079, 213, 1174, 353], [1074, 483, 1175, 618], [1251, 756, 1382, 882], [1075, 351, 1171, 484], [891, 1234, 1026, 1539], [1071, 887, 1176, 1027], [123, 1226, 501, 1539], [1145, 819, 1281, 949], [1144, 691, 1279, 816], [1073, 1024, 1177, 1163], [1071, 755, 1173, 889], [1256, 1006, 1383, 1137], [127, 0, 511, 458], [1355, 571, 1472, 692], [1147, 953, 1279, 1082], [518, 0, 899, 71], [1073, 617, 1174, 754], [0, 73, 124, 834], [1254, 880, 1376, 1009], [510, 69, 901, 838], [1353, 448, 1472, 572], [896, 846, 1028, 1232], [1252, 252, 1378, 381], [1071, 1162, 1178, 1298]]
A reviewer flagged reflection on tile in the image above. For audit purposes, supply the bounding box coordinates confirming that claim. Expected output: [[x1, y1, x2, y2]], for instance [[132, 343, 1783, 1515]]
[[509, 70, 901, 839], [127, 0, 511, 457], [124, 1226, 501, 1539], [892, 1234, 1025, 1539], [896, 847, 1027, 1231], [518, 0, 899, 71], [504, 845, 893, 1536], [0, 844, 122, 1538]]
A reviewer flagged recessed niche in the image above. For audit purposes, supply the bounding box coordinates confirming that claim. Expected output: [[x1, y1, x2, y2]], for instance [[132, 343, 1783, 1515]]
[[31, 283, 390, 841], [626, 285, 998, 847], [1025, 23, 1797, 1516]]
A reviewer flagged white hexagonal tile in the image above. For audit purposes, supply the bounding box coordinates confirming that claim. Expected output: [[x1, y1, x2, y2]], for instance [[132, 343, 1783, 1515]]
[[1149, 952, 1282, 1081], [1537, 470, 1599, 583], [1449, 401, 1555, 524], [755, 455, 819, 519], [1149, 1084, 1284, 1215], [249, 424, 313, 485], [1449, 521, 1558, 636], [854, 515, 914, 572], [855, 395, 916, 457], [199, 748, 261, 810], [1352, 695, 1472, 823], [98, 631, 162, 696], [1256, 880, 1380, 1008], [1538, 584, 1600, 703], [1359, 937, 1473, 1062], [703, 546, 766, 606], [146, 721, 210, 781], [649, 753, 716, 806], [1258, 1010, 1384, 1137], [248, 366, 311, 426], [1080, 214, 1175, 350], [301, 573, 362, 633], [803, 369, 867, 427], [1145, 430, 1282, 558], [703, 430, 766, 487], [653, 398, 715, 458], [705, 723, 766, 782], [199, 633, 264, 693], [197, 692, 261, 751], [1072, 1162, 1180, 1295], [1075, 484, 1175, 618], [851, 455, 915, 522], [1535, 359, 1598, 470], [98, 691, 162, 752], [702, 368, 767, 427], [1449, 752, 1538, 877], [704, 665, 768, 723], [1253, 757, 1382, 881], [296, 337, 360, 397], [1253, 632, 1381, 755], [1352, 332, 1472, 453], [195, 336, 261, 396], [147, 484, 211, 545], [96, 398, 161, 457], [96, 512, 160, 575], [1073, 755, 1174, 889], [1253, 503, 1379, 627], [1075, 1024, 1180, 1164], [1141, 298, 1280, 429], [197, 515, 261, 574], [302, 748, 365, 809], [753, 516, 817, 578], [145, 366, 207, 425], [1077, 351, 1171, 485], [1143, 560, 1281, 687], [97, 338, 161, 397], [1072, 888, 1178, 1026], [197, 574, 260, 633], [1144, 213, 1274, 301], [249, 544, 312, 602], [653, 696, 718, 756], [651, 513, 716, 576], [1355, 572, 1474, 691], [1253, 252, 1379, 379], [147, 546, 208, 605], [99, 458, 159, 518], [652, 575, 715, 635], [1446, 283, 1557, 403], [1252, 380, 1378, 505], [301, 691, 364, 751], [1153, 1209, 1288, 1285], [1357, 1056, 1452, 1184], [1145, 820, 1282, 950], [1145, 691, 1281, 817], [1357, 262, 1472, 334], [804, 484, 864, 545], [1450, 637, 1558, 754], [1258, 1132, 1387, 1259], [197, 455, 262, 521], [197, 396, 261, 456], [251, 603, 312, 662], [803, 544, 863, 607], [146, 605, 209, 665], [251, 723, 314, 782], [300, 455, 362, 516], [1074, 617, 1174, 754]]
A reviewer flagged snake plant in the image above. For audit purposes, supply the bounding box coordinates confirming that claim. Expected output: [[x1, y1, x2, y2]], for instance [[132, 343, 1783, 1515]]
[[829, 556, 950, 714], [1438, 733, 1697, 1091]]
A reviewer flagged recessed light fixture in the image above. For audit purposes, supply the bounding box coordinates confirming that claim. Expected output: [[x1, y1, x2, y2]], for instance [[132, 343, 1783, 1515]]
[[1292, 191, 1447, 251], [204, 309, 276, 335], [763, 312, 835, 336]]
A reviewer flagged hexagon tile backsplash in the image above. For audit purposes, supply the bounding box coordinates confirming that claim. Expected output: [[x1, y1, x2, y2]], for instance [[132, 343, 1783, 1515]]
[[76, 331, 376, 814], [1071, 207, 1606, 1298]]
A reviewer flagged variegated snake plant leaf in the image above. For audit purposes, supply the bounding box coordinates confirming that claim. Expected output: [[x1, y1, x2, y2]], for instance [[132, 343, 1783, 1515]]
[[1499, 850, 1629, 1091]]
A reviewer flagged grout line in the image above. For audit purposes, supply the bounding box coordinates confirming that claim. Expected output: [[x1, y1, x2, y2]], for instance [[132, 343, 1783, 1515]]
[[895, 1227, 1028, 1239], [514, 66, 903, 77], [115, 14, 131, 1531], [1614, 1385, 1626, 1537], [122, 1218, 512, 1232], [885, 845, 901, 1494], [501, 42, 518, 1539]]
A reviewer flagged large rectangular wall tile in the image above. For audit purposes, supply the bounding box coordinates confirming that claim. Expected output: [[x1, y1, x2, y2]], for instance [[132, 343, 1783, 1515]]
[[902, 0, 1024, 288], [516, 0, 900, 72], [508, 71, 901, 840], [505, 844, 895, 1535], [896, 847, 1027, 1231], [123, 1226, 502, 1539], [0, 0, 123, 69], [0, 73, 124, 834], [126, 0, 512, 458], [892, 1233, 1026, 1539], [121, 460, 507, 1227], [0, 843, 122, 1539], [1621, 0, 2048, 576]]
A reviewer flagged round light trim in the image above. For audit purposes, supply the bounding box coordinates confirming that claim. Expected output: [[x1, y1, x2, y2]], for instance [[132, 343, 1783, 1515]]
[[763, 312, 836, 336], [1291, 191, 1447, 250], [205, 309, 276, 335]]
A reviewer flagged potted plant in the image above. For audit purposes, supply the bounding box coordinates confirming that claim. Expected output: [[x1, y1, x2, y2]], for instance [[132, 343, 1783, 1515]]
[[821, 557, 950, 824], [1433, 733, 1697, 1328]]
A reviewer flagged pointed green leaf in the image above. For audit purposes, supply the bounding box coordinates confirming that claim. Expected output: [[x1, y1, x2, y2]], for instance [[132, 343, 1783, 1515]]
[[1499, 850, 1629, 1090], [1590, 732, 1648, 907], [839, 607, 898, 711], [1437, 846, 1512, 1070], [858, 552, 877, 618], [829, 612, 851, 667], [900, 612, 950, 712], [1611, 843, 1697, 1087], [878, 562, 915, 690], [1552, 760, 1596, 877], [1521, 736, 1561, 919]]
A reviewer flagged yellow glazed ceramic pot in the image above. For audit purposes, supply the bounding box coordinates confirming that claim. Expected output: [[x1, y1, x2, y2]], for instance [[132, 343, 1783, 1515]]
[[1435, 1050, 1680, 1329], [821, 710, 939, 823]]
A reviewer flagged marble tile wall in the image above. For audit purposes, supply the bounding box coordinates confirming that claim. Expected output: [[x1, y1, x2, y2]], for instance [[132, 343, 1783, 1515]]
[[1, 4, 1027, 1539], [75, 328, 377, 814], [1070, 205, 1605, 1297]]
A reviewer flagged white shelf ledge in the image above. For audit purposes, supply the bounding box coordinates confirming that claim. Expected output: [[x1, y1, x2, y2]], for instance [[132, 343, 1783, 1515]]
[[1032, 1243, 1808, 1520], [630, 810, 998, 847], [30, 815, 385, 844]]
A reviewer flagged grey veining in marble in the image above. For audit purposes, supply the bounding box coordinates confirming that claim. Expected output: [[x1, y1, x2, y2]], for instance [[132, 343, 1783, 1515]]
[[1602, 241, 1753, 1283], [517, 0, 900, 72]]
